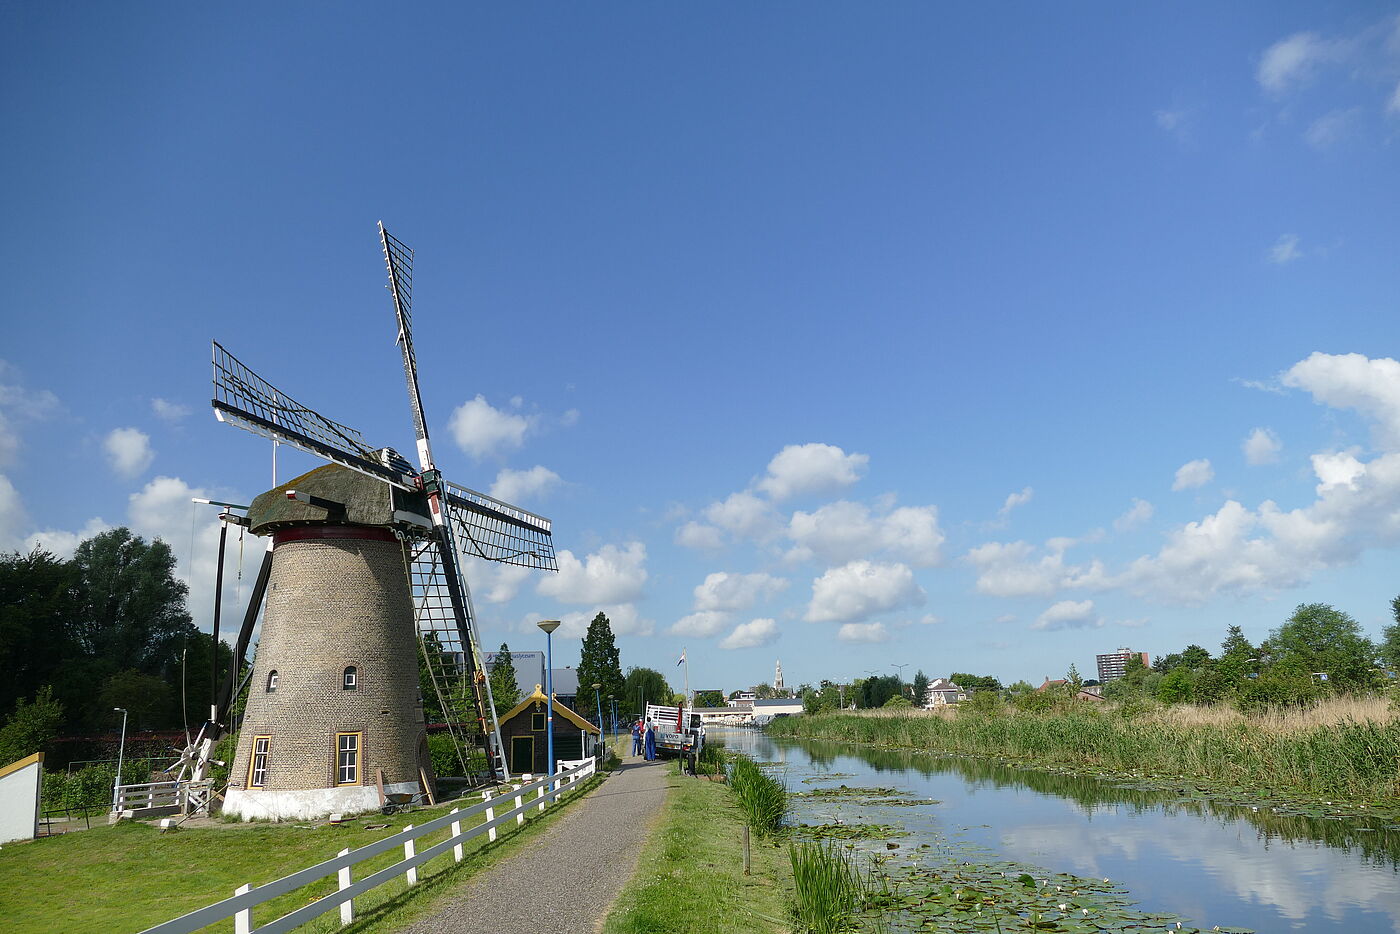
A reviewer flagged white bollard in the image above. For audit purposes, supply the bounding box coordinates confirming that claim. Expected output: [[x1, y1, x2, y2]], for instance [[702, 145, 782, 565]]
[[480, 793, 496, 843], [403, 826, 417, 885], [338, 848, 353, 925], [234, 883, 252, 934], [514, 784, 524, 826], [452, 807, 465, 861]]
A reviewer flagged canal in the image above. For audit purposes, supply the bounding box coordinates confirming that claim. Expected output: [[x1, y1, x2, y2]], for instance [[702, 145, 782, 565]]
[[712, 727, 1400, 932]]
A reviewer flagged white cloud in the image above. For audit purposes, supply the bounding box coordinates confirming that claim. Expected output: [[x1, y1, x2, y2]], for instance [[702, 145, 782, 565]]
[[998, 487, 1033, 517], [1304, 108, 1361, 149], [804, 560, 924, 624], [23, 517, 110, 559], [537, 542, 647, 605], [0, 363, 59, 466], [670, 610, 730, 638], [546, 604, 653, 639], [489, 465, 562, 504], [1282, 351, 1400, 448], [836, 622, 889, 644], [719, 618, 779, 650], [1243, 427, 1283, 465], [785, 501, 944, 568], [693, 571, 788, 612], [1268, 234, 1303, 265], [0, 474, 29, 551], [756, 443, 868, 500], [1311, 450, 1365, 493], [1031, 600, 1102, 632], [1257, 32, 1346, 94], [919, 614, 943, 625], [448, 395, 533, 459], [675, 521, 725, 550], [464, 557, 533, 604], [151, 398, 191, 422], [104, 427, 155, 478], [703, 491, 781, 541], [1155, 109, 1185, 131], [966, 539, 1107, 598], [1172, 459, 1214, 491], [1113, 498, 1154, 532]]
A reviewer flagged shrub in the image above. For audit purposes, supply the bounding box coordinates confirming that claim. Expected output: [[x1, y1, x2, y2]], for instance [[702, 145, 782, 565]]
[[728, 754, 787, 836]]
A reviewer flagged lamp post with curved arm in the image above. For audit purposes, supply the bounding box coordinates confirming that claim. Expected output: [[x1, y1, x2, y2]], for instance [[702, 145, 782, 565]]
[[538, 620, 561, 791]]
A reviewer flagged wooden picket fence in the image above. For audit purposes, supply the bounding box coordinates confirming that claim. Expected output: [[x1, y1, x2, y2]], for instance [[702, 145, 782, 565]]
[[138, 757, 597, 934]]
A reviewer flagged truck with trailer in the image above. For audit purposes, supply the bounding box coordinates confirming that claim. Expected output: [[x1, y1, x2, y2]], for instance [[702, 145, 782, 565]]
[[643, 702, 705, 770]]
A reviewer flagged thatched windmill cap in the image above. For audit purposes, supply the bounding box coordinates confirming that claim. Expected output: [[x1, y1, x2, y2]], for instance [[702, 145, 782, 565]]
[[247, 464, 427, 535]]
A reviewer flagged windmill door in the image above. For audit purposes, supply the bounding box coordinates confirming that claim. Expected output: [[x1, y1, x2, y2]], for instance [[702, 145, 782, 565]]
[[510, 736, 534, 774]]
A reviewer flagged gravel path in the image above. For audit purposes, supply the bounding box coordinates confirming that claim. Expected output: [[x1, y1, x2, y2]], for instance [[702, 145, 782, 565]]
[[398, 755, 669, 934]]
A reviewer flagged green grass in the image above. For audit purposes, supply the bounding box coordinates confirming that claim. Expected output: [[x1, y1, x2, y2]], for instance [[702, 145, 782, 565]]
[[0, 776, 601, 934], [729, 756, 788, 837], [766, 707, 1400, 805], [788, 840, 870, 934], [602, 765, 792, 934]]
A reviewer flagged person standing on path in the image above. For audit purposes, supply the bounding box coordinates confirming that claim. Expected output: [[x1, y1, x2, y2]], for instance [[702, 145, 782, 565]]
[[630, 719, 642, 756], [643, 719, 657, 760]]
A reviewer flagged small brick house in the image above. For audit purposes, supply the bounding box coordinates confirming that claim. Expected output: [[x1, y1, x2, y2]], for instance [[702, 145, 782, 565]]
[[496, 684, 601, 775]]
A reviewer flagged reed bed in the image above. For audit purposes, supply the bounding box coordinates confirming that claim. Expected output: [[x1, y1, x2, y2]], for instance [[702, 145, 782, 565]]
[[767, 700, 1400, 803], [788, 839, 870, 934], [728, 754, 788, 836]]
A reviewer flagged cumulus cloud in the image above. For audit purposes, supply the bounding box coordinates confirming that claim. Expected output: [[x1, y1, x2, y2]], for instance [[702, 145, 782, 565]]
[[836, 622, 889, 644], [693, 571, 788, 612], [998, 487, 1033, 518], [1172, 459, 1214, 491], [786, 501, 944, 568], [537, 542, 647, 605], [804, 560, 924, 624], [0, 363, 59, 466], [719, 618, 779, 650], [675, 521, 725, 550], [966, 539, 1107, 598], [670, 610, 730, 638], [464, 557, 533, 604], [151, 398, 191, 422], [1310, 450, 1365, 493], [1304, 108, 1361, 149], [489, 465, 562, 504], [0, 474, 29, 551], [1113, 498, 1154, 532], [1031, 600, 1102, 631], [546, 604, 653, 639], [1257, 32, 1347, 94], [703, 491, 781, 541], [22, 516, 111, 559], [1243, 428, 1283, 465], [448, 395, 533, 459], [1282, 351, 1400, 448], [1268, 234, 1303, 265], [756, 443, 868, 500], [104, 427, 155, 478]]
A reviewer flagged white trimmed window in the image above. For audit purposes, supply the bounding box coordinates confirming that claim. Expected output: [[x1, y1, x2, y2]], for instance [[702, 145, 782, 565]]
[[343, 666, 358, 690], [266, 670, 278, 692], [248, 736, 270, 788], [336, 732, 361, 785]]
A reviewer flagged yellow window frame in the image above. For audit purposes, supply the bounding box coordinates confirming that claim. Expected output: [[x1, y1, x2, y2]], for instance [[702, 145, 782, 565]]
[[247, 735, 271, 788], [335, 731, 362, 785]]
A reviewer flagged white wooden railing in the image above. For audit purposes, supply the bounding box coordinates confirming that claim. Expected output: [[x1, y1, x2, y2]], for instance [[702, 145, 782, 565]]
[[138, 757, 597, 934], [113, 781, 182, 812]]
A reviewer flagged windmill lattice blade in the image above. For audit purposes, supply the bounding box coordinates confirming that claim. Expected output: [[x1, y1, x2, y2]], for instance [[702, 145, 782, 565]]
[[408, 540, 478, 728], [212, 341, 418, 491], [442, 482, 557, 570], [381, 224, 414, 334]]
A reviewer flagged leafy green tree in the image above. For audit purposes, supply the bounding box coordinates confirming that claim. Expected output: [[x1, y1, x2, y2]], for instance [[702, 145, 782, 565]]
[[1378, 596, 1400, 675], [1152, 644, 1212, 674], [0, 686, 65, 764], [911, 670, 930, 705], [0, 548, 81, 720], [1156, 668, 1195, 704], [753, 682, 775, 699], [416, 633, 451, 723], [694, 690, 724, 707], [576, 612, 624, 716], [622, 667, 671, 718], [72, 529, 194, 676], [859, 674, 902, 708], [99, 669, 173, 730], [883, 694, 913, 708], [1220, 625, 1255, 661], [1269, 603, 1378, 691], [950, 672, 1003, 693], [488, 642, 521, 711], [1065, 663, 1084, 694], [1005, 680, 1035, 697]]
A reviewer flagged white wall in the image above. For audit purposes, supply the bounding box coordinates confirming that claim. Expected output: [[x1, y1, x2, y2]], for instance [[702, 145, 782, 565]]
[[0, 753, 43, 845]]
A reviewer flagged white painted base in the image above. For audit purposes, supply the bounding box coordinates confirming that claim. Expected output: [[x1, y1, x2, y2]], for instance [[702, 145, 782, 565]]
[[223, 781, 420, 822]]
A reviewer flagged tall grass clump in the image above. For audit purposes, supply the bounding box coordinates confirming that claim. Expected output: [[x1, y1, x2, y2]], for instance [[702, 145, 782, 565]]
[[728, 754, 787, 836], [789, 839, 869, 934]]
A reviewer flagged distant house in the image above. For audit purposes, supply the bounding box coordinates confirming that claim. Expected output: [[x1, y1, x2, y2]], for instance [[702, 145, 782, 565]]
[[923, 678, 966, 707], [1036, 677, 1106, 702], [752, 698, 803, 723], [496, 683, 601, 776]]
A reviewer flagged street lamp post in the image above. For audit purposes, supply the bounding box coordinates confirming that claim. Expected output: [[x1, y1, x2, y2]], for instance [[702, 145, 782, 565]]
[[608, 694, 617, 745], [592, 683, 603, 759], [111, 707, 129, 811], [537, 620, 561, 792]]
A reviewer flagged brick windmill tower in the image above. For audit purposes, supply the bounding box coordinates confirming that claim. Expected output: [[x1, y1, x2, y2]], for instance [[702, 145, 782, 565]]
[[208, 225, 557, 820]]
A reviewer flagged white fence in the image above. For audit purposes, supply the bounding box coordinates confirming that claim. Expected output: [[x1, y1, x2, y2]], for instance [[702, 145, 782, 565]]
[[138, 757, 597, 934], [113, 781, 181, 812]]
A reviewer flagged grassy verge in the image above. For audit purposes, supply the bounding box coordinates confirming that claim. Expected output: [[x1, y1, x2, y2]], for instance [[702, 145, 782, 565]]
[[602, 763, 792, 934], [0, 775, 601, 934], [766, 699, 1400, 815]]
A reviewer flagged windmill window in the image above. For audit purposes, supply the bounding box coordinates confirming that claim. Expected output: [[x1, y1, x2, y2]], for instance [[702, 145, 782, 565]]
[[336, 732, 361, 785], [531, 712, 546, 732], [266, 671, 278, 692], [343, 666, 358, 690], [248, 736, 270, 788]]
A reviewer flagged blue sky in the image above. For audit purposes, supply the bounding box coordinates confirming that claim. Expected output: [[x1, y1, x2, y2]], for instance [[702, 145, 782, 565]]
[[3, 3, 1399, 692]]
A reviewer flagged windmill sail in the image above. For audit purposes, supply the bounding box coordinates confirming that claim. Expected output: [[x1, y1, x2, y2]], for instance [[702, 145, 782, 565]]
[[442, 481, 557, 570]]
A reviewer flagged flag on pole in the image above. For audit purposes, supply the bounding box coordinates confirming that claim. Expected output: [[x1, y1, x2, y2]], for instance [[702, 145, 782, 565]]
[[676, 650, 686, 667]]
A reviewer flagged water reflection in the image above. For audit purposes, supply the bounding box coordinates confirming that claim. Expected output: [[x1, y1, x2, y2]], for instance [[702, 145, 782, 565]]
[[715, 728, 1400, 934]]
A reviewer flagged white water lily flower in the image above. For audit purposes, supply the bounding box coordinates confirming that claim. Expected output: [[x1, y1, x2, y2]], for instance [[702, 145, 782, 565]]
[[1059, 903, 1069, 910]]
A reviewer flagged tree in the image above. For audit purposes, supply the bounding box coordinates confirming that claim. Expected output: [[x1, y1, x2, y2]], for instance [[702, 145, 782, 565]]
[[1269, 603, 1378, 691], [1220, 625, 1255, 661], [622, 667, 671, 718], [99, 669, 173, 730], [72, 529, 194, 676], [0, 686, 65, 764], [950, 673, 1003, 693], [912, 670, 930, 705], [0, 547, 81, 719], [1156, 668, 1194, 704], [753, 683, 775, 699], [576, 612, 624, 716], [1378, 596, 1400, 674], [694, 690, 724, 707], [1065, 663, 1084, 694], [859, 674, 902, 708], [488, 642, 521, 712], [1153, 644, 1212, 674]]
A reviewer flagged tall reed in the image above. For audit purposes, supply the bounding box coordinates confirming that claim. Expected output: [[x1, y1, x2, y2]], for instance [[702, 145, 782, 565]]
[[766, 701, 1400, 802], [788, 839, 869, 934], [728, 754, 788, 836]]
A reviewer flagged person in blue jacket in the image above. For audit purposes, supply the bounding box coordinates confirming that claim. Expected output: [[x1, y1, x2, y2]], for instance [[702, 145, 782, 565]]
[[643, 720, 657, 760], [630, 718, 643, 756]]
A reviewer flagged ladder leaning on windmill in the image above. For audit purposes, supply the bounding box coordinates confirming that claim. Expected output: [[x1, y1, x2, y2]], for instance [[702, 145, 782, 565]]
[[185, 223, 557, 820]]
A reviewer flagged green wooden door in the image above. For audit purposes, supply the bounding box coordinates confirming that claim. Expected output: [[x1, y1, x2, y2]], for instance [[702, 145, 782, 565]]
[[510, 735, 535, 774]]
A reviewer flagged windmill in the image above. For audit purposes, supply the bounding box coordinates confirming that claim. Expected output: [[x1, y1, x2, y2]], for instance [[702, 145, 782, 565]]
[[202, 224, 557, 820]]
